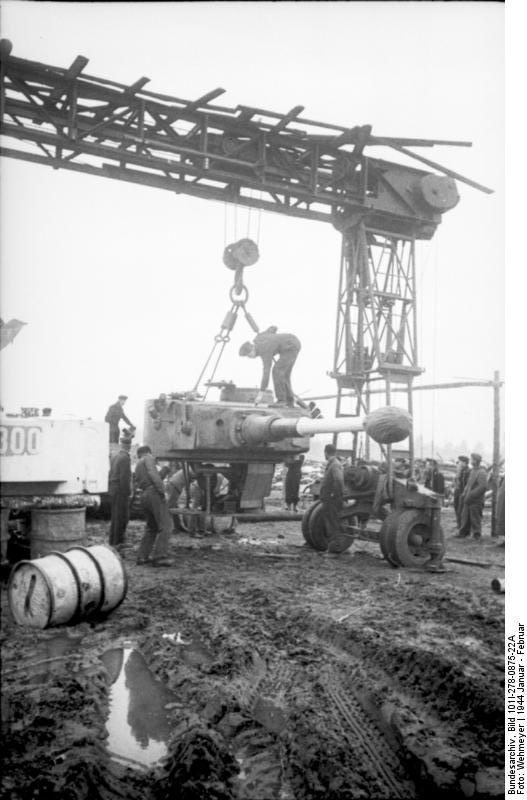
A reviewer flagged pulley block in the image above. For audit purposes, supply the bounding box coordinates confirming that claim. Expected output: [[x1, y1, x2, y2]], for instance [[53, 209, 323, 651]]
[[223, 238, 260, 270]]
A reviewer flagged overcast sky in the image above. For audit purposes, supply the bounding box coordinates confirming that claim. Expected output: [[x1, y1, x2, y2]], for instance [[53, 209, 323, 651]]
[[0, 1, 504, 456]]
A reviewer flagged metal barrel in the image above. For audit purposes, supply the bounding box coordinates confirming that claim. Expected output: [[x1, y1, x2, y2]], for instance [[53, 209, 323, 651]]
[[240, 406, 411, 446]]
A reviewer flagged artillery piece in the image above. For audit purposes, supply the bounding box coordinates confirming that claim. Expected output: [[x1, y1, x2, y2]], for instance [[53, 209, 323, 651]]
[[143, 388, 444, 570], [302, 464, 445, 571]]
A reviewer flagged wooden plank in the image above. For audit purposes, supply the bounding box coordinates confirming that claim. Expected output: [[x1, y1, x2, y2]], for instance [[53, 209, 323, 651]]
[[47, 55, 89, 102], [124, 76, 150, 95], [165, 87, 226, 123], [268, 105, 305, 133]]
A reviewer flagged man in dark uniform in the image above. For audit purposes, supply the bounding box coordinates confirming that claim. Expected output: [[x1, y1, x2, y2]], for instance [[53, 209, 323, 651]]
[[105, 395, 135, 444], [496, 473, 505, 538], [108, 431, 133, 551], [239, 327, 301, 407], [320, 443, 346, 556], [285, 455, 304, 512], [458, 453, 488, 540], [453, 455, 470, 529], [134, 445, 173, 567]]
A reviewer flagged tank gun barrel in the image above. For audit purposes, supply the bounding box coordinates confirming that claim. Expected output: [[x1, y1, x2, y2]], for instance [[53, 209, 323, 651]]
[[240, 405, 411, 447]]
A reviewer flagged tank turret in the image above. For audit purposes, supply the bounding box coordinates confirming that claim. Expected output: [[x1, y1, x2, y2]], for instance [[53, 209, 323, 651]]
[[144, 395, 411, 462]]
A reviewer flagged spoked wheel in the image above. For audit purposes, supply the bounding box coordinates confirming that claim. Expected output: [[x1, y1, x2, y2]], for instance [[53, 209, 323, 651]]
[[308, 504, 354, 553], [393, 509, 444, 568], [301, 501, 320, 547], [379, 510, 402, 567]]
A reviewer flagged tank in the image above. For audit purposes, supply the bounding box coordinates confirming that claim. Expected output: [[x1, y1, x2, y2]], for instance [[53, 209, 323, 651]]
[[143, 390, 411, 515]]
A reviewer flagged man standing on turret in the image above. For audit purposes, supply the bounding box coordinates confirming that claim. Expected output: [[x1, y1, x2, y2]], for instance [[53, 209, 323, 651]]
[[239, 327, 301, 407]]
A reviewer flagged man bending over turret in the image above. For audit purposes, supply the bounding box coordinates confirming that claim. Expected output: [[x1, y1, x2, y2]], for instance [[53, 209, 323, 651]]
[[239, 327, 301, 407]]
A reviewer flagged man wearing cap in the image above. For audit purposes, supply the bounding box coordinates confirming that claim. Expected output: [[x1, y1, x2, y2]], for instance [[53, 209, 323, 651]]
[[453, 456, 470, 529], [458, 453, 489, 540], [108, 431, 133, 551], [134, 446, 174, 567], [239, 328, 301, 407], [105, 395, 135, 444]]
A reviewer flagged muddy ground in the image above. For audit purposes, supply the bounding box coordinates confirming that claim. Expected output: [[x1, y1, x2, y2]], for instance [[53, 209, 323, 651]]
[[1, 506, 504, 800]]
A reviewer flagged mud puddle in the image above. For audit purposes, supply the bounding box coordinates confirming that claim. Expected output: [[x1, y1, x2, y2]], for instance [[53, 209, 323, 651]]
[[100, 644, 177, 769]]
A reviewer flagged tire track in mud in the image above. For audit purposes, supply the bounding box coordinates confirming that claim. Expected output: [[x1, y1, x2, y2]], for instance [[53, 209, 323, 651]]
[[170, 595, 417, 798], [179, 573, 502, 796], [151, 578, 418, 798], [322, 674, 413, 800], [285, 606, 503, 789], [305, 610, 503, 746], [228, 655, 296, 799]]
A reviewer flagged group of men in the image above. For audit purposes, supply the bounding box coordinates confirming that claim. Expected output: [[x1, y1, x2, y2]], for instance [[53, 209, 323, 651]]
[[105, 326, 302, 561], [413, 453, 489, 539], [318, 448, 492, 555], [453, 453, 489, 540], [106, 396, 173, 567], [104, 324, 495, 559]]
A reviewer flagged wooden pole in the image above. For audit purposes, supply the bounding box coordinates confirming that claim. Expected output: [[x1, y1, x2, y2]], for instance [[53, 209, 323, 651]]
[[407, 379, 414, 468], [365, 390, 371, 461], [491, 370, 501, 537], [303, 378, 504, 402]]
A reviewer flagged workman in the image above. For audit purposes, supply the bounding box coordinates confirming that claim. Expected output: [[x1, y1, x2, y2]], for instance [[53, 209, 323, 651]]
[[108, 430, 133, 552], [134, 445, 174, 566], [458, 452, 488, 540], [166, 468, 187, 510], [453, 456, 470, 529], [105, 395, 135, 444], [239, 327, 301, 407], [284, 455, 304, 512], [165, 467, 197, 532], [319, 443, 347, 556], [496, 473, 505, 538]]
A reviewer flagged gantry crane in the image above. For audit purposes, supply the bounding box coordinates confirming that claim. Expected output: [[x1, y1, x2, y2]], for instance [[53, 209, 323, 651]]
[[0, 39, 492, 464]]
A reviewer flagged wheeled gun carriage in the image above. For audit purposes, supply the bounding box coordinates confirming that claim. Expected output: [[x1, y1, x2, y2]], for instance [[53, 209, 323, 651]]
[[144, 386, 445, 570], [302, 464, 444, 570]]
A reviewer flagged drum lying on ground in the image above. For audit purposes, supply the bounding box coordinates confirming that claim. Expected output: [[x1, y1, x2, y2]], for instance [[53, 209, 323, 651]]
[[8, 544, 127, 629]]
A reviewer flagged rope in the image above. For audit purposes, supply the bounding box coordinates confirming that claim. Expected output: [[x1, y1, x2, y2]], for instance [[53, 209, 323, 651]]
[[256, 197, 262, 245], [247, 189, 252, 238]]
